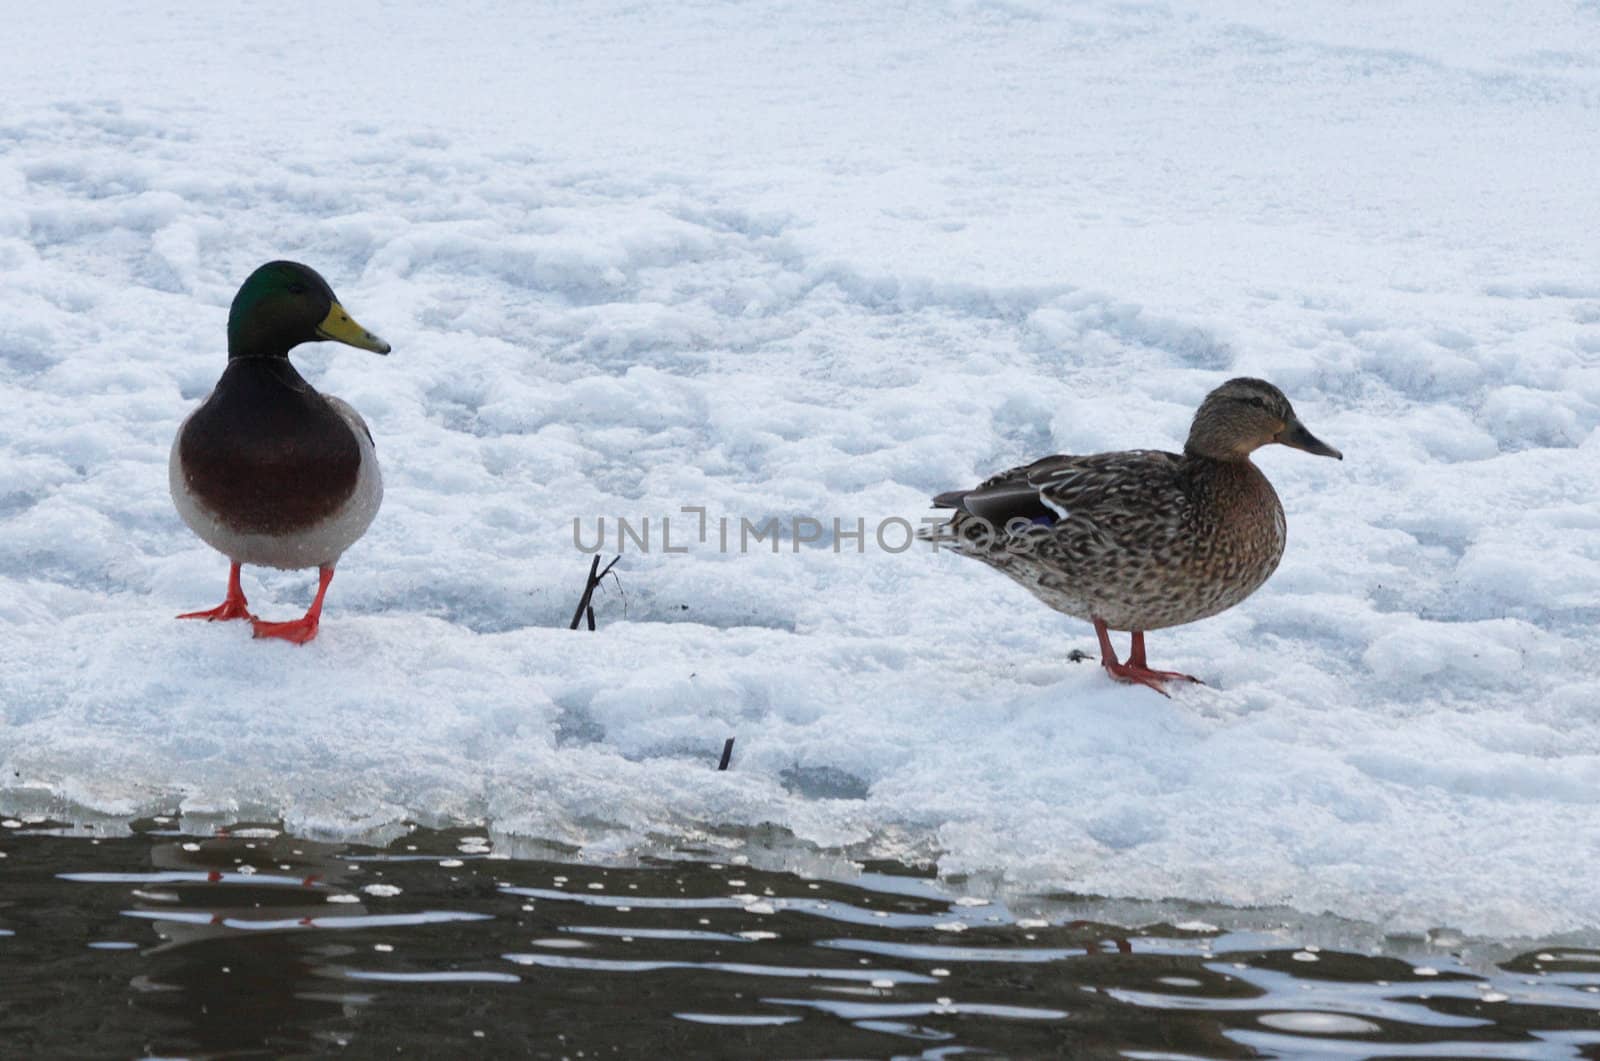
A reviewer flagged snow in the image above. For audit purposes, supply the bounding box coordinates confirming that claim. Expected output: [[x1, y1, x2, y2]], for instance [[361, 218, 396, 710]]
[[3, 1, 1600, 939]]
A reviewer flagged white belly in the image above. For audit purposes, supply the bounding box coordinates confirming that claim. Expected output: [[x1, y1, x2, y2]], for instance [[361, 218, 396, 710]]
[[170, 396, 382, 570]]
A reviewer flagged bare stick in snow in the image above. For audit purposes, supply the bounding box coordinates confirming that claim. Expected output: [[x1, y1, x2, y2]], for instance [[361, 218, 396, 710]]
[[568, 555, 621, 631], [718, 738, 735, 771]]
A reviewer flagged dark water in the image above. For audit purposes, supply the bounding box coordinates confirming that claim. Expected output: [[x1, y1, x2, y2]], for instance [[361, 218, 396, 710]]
[[3, 819, 1600, 1059]]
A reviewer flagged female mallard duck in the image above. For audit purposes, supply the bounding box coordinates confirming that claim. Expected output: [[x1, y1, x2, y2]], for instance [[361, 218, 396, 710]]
[[925, 378, 1342, 694], [170, 261, 390, 644]]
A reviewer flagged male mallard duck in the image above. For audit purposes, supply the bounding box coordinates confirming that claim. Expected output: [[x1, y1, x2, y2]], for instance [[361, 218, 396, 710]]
[[925, 378, 1342, 694], [170, 261, 390, 644]]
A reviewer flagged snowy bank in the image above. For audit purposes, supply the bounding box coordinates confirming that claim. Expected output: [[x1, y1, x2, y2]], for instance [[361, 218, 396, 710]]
[[3, 1, 1600, 938]]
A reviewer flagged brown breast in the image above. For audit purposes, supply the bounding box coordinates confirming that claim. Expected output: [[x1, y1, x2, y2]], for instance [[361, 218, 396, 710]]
[[178, 358, 360, 536], [1176, 458, 1286, 620]]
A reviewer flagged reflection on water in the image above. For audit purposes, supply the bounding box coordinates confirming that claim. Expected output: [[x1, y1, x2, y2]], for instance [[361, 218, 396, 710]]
[[2, 818, 1600, 1058]]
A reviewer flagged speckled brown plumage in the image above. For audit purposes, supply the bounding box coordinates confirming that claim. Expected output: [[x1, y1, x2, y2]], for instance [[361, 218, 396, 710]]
[[935, 448, 1287, 631], [924, 378, 1342, 692]]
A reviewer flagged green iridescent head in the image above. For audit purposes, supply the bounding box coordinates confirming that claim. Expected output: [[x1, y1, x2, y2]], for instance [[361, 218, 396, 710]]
[[226, 261, 390, 360]]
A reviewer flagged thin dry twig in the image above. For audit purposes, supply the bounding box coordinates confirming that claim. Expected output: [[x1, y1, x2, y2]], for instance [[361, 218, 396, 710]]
[[569, 555, 622, 631]]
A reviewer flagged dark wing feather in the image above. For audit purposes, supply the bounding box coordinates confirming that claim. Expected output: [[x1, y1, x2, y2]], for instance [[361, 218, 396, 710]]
[[932, 480, 1058, 526], [927, 449, 1190, 545]]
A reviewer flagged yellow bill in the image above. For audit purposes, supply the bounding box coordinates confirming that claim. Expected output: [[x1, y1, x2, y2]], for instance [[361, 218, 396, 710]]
[[316, 302, 391, 354]]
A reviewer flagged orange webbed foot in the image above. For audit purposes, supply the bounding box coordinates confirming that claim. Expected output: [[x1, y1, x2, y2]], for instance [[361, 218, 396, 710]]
[[250, 615, 321, 645], [1092, 620, 1205, 697], [248, 566, 335, 645], [1102, 660, 1203, 698], [177, 599, 257, 622], [177, 564, 254, 622]]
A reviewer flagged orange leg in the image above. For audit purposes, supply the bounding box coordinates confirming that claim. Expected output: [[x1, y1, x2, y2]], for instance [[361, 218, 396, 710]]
[[251, 567, 335, 645], [1093, 619, 1203, 696], [1129, 631, 1203, 685], [177, 563, 256, 622]]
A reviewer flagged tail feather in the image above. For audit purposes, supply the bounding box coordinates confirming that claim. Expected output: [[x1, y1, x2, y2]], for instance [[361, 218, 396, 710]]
[[920, 488, 969, 544]]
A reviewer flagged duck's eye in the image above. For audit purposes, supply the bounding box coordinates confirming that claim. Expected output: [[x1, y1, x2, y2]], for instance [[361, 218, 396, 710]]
[[286, 282, 309, 295], [1247, 396, 1268, 409]]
